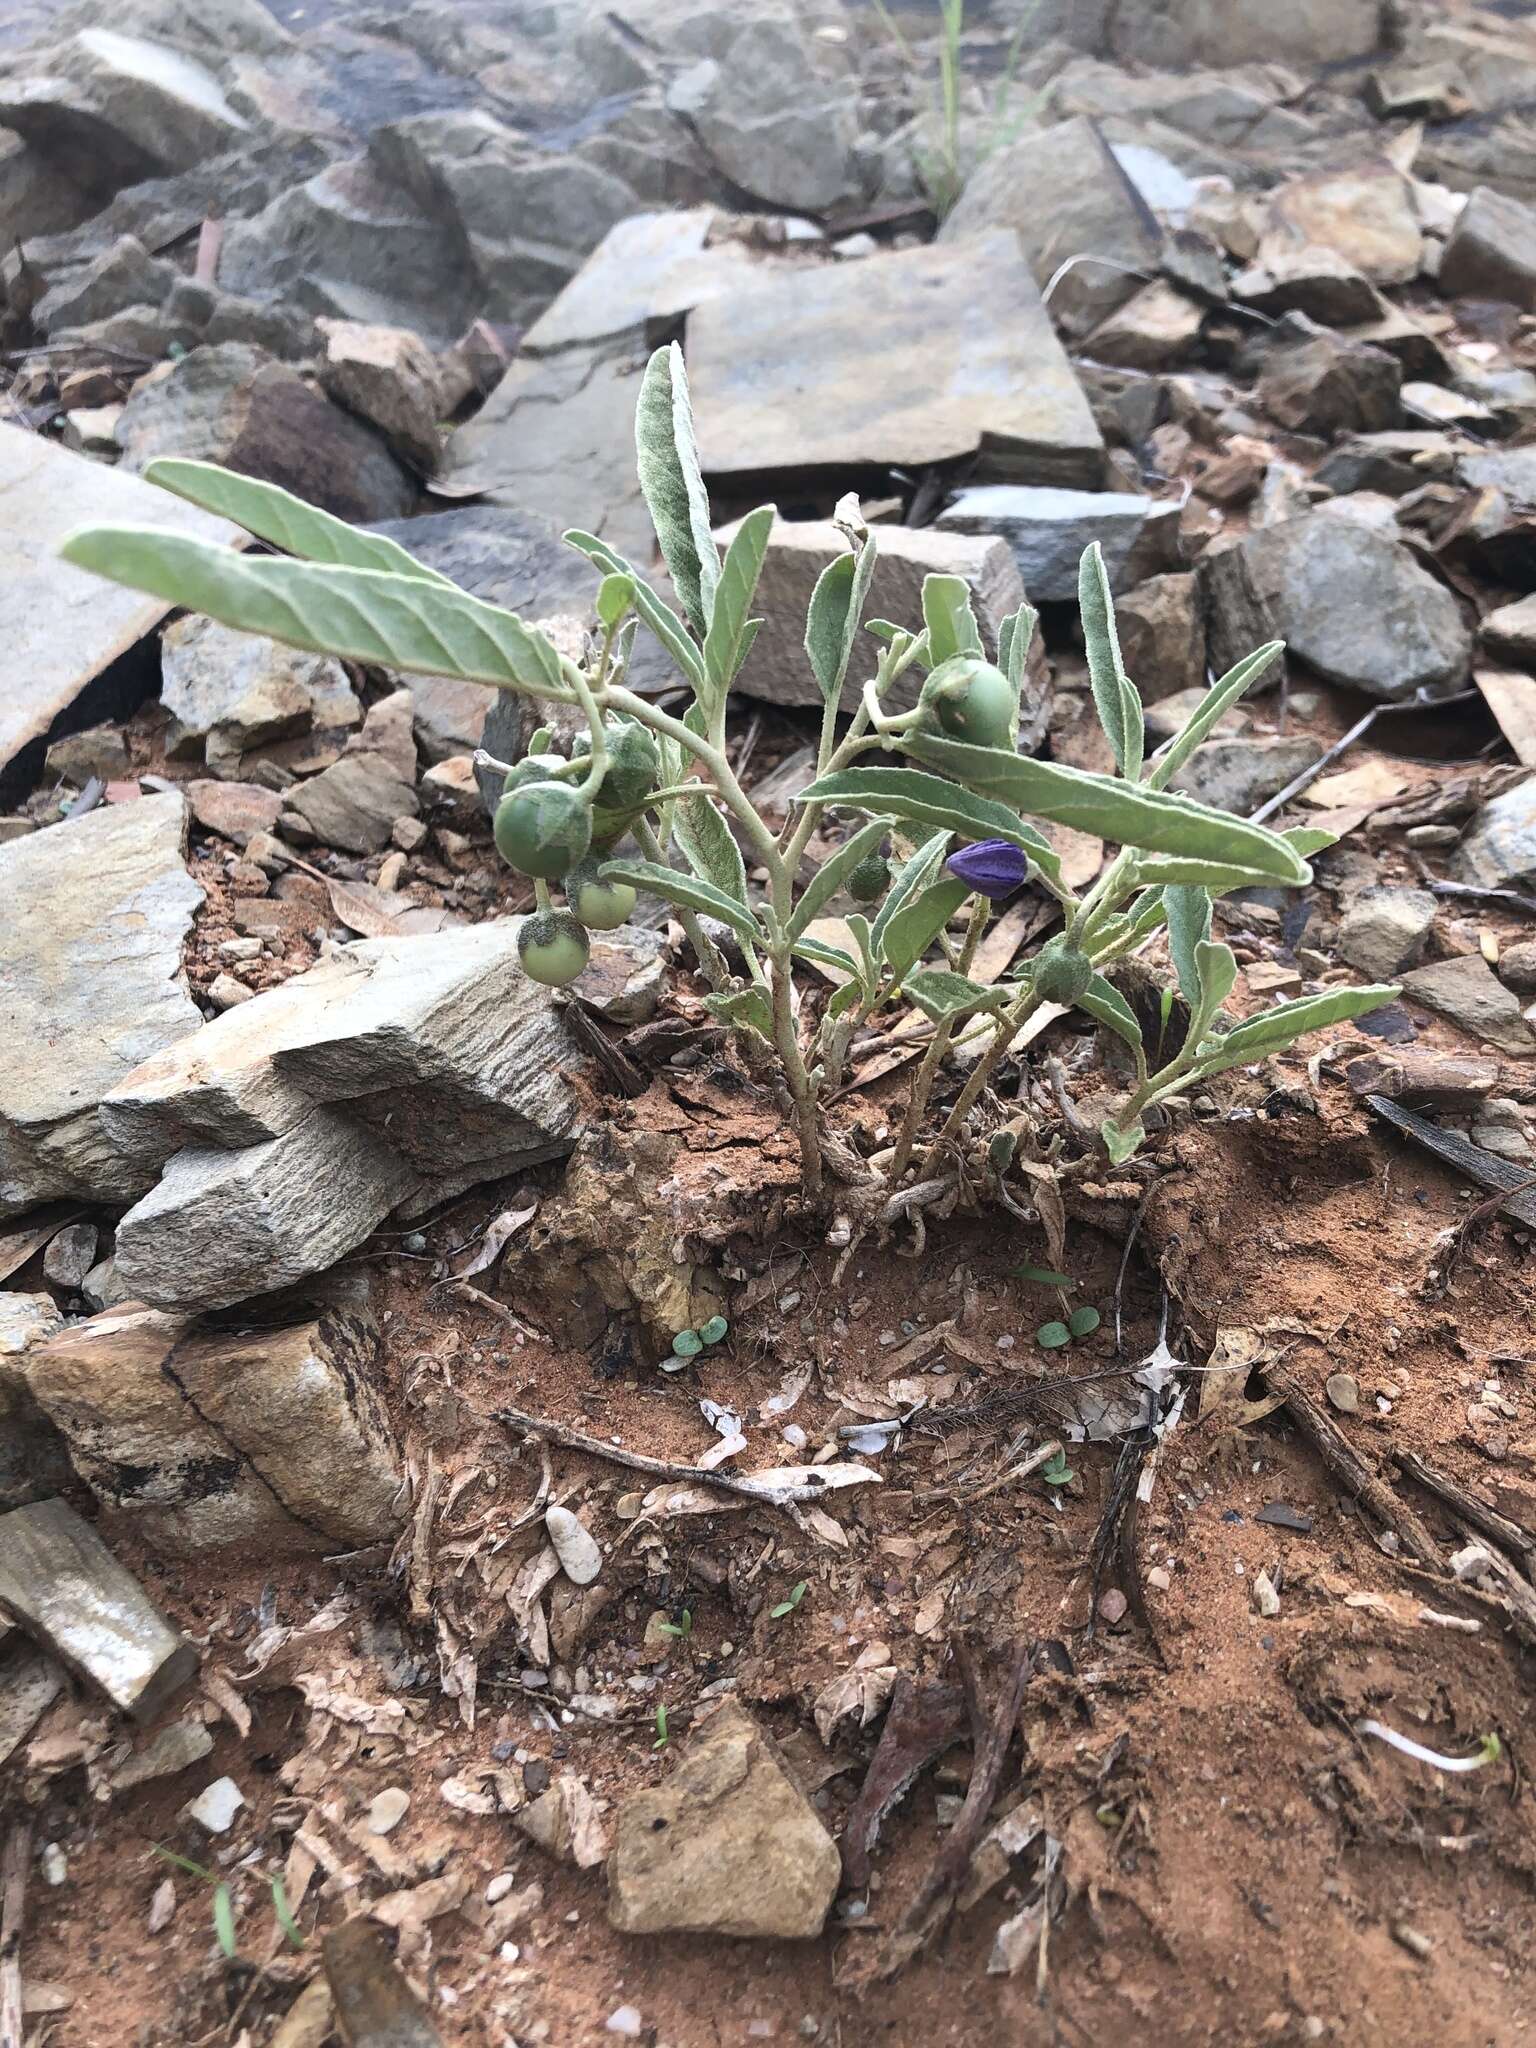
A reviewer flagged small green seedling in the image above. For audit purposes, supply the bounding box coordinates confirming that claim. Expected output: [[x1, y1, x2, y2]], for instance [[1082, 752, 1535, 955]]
[[1039, 1450, 1074, 1490], [1019, 1266, 1101, 1350], [665, 1316, 730, 1369], [151, 1846, 303, 1960], [656, 1608, 693, 1641], [653, 1704, 669, 1750], [269, 1873, 303, 1950], [770, 1580, 808, 1620]]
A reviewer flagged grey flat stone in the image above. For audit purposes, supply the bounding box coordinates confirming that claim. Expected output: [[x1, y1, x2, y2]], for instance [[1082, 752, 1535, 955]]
[[1455, 775, 1536, 893], [1338, 888, 1438, 979], [523, 208, 757, 354], [0, 794, 204, 1217], [1401, 953, 1536, 1058], [1171, 735, 1323, 815], [687, 235, 1104, 486], [0, 421, 241, 780], [937, 484, 1178, 601]]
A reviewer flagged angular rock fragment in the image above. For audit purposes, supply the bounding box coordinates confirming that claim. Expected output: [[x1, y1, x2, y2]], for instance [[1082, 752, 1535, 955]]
[[0, 1497, 196, 1720], [721, 515, 1037, 724], [0, 1293, 69, 1511], [523, 208, 756, 354], [665, 17, 861, 212], [0, 420, 241, 780], [24, 1302, 405, 1553], [1084, 280, 1204, 369], [1106, 0, 1384, 68], [1402, 955, 1536, 1057], [1455, 777, 1536, 893], [687, 235, 1104, 487], [318, 319, 445, 476], [1338, 888, 1438, 979], [324, 1920, 443, 2048], [1437, 186, 1536, 311], [279, 689, 418, 855], [162, 612, 359, 769], [115, 343, 418, 523], [1113, 572, 1206, 700], [0, 793, 204, 1216], [34, 232, 176, 334], [937, 485, 1178, 602], [1171, 736, 1322, 814], [608, 1700, 840, 1938], [1267, 162, 1423, 286], [1258, 326, 1401, 436]]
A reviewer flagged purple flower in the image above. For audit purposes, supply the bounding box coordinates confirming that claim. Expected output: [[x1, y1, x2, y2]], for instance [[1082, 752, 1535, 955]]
[[946, 839, 1033, 900]]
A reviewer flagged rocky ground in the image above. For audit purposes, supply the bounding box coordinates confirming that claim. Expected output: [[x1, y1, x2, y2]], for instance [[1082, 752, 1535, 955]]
[[3, 0, 1536, 2043]]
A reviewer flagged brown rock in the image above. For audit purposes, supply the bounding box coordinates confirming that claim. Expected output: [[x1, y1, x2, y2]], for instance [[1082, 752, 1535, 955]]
[[1259, 328, 1401, 436], [186, 779, 283, 847], [1084, 281, 1204, 370], [1438, 186, 1536, 312], [318, 318, 445, 475], [607, 1699, 840, 1939], [1402, 954, 1536, 1057], [1268, 162, 1424, 286], [280, 689, 419, 854], [1114, 572, 1206, 701]]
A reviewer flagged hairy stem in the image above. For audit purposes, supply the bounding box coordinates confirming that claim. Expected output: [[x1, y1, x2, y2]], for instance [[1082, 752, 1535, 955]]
[[932, 986, 1045, 1152], [633, 815, 730, 990], [888, 893, 989, 1182], [768, 937, 824, 1197]]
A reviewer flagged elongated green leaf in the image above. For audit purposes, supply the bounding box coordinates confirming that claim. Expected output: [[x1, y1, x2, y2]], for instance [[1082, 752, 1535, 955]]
[[564, 529, 705, 691], [1136, 854, 1297, 893], [802, 767, 1061, 881], [703, 505, 772, 698], [634, 342, 718, 636], [871, 828, 951, 954], [703, 986, 773, 1039], [846, 913, 878, 986], [901, 734, 1311, 885], [905, 968, 1009, 1021], [879, 876, 970, 983], [787, 815, 891, 941], [922, 573, 982, 668], [998, 602, 1039, 699], [599, 857, 761, 945], [597, 573, 635, 628], [1193, 937, 1238, 1021], [1164, 886, 1211, 1005], [270, 1876, 303, 1950], [1144, 641, 1284, 792], [1075, 973, 1144, 1057], [792, 933, 861, 978], [144, 459, 455, 583], [673, 790, 749, 910], [1285, 824, 1338, 858], [1196, 983, 1399, 1072], [1079, 542, 1143, 780], [212, 1884, 237, 1961], [61, 525, 567, 693], [805, 535, 880, 707]]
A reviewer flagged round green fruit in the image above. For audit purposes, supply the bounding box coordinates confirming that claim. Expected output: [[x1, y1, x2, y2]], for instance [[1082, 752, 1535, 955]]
[[494, 780, 593, 879], [501, 754, 562, 799], [566, 857, 636, 931], [518, 910, 590, 986], [928, 658, 1016, 748], [846, 850, 889, 904], [573, 722, 660, 809], [1032, 942, 1094, 1005]]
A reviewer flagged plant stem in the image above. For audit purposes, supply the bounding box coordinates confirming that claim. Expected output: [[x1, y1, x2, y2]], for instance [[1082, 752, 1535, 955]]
[[632, 815, 730, 990], [933, 985, 1044, 1151], [533, 877, 553, 914], [888, 893, 988, 1182], [767, 931, 823, 1197]]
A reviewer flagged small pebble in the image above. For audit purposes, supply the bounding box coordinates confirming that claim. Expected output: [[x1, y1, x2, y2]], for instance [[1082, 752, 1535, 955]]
[[1097, 1588, 1129, 1625], [1252, 1568, 1281, 1618], [148, 1876, 176, 1933], [545, 1504, 603, 1586], [40, 1843, 66, 1887], [207, 972, 253, 1011], [185, 1777, 245, 1834], [486, 1872, 517, 1904], [1145, 1566, 1171, 1592], [1325, 1372, 1359, 1415], [401, 1231, 428, 1254], [606, 2007, 643, 2037], [367, 1787, 410, 1836]]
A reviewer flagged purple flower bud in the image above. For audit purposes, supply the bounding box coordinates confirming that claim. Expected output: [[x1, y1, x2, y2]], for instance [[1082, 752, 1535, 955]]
[[945, 839, 1033, 900]]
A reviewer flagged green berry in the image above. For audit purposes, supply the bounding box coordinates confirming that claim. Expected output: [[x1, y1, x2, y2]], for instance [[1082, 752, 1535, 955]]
[[573, 723, 660, 810], [847, 850, 889, 904], [928, 657, 1016, 748], [494, 780, 593, 879], [518, 910, 590, 986], [1032, 941, 1094, 1005], [566, 857, 636, 931], [501, 755, 561, 799]]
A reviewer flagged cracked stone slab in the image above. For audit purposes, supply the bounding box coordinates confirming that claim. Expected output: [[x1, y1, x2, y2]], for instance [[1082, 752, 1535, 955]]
[[23, 1301, 404, 1555], [0, 791, 205, 1217], [0, 420, 241, 780], [686, 234, 1105, 487]]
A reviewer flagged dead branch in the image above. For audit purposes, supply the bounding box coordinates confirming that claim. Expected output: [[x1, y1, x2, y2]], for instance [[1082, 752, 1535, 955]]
[[1, 1817, 32, 2048], [1392, 1449, 1535, 1579], [1259, 1365, 1441, 1564]]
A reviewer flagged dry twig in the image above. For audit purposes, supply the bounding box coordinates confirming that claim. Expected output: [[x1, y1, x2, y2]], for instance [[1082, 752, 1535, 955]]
[[0, 1818, 32, 2048]]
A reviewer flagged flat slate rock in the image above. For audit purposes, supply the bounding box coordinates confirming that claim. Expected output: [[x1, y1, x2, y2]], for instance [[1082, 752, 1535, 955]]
[[522, 207, 758, 354], [936, 484, 1178, 600], [0, 792, 205, 1217], [0, 421, 240, 779], [686, 235, 1105, 487]]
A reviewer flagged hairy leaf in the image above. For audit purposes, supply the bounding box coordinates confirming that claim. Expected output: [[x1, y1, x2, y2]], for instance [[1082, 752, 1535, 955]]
[[921, 573, 983, 668], [599, 856, 761, 945], [878, 875, 970, 983], [1135, 853, 1299, 893], [805, 534, 880, 707], [673, 790, 749, 909], [596, 572, 635, 628], [1164, 886, 1211, 1005], [634, 342, 718, 636], [145, 459, 454, 583], [1079, 542, 1143, 780], [61, 525, 565, 692], [703, 987, 773, 1040], [564, 528, 705, 691], [901, 733, 1311, 885], [792, 933, 861, 979], [1076, 972, 1145, 1057], [1193, 936, 1239, 1020], [1285, 824, 1339, 857], [1195, 983, 1399, 1072], [802, 766, 1062, 881], [703, 504, 772, 699], [871, 828, 952, 954], [1100, 1118, 1145, 1164], [787, 814, 891, 940], [904, 968, 1009, 1021], [1144, 640, 1284, 792]]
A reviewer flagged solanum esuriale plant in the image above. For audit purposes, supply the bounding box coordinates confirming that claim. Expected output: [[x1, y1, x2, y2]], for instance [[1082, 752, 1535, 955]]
[[61, 343, 1397, 1198]]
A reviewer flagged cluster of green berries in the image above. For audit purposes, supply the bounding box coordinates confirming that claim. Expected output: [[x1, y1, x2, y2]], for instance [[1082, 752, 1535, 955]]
[[495, 723, 659, 986]]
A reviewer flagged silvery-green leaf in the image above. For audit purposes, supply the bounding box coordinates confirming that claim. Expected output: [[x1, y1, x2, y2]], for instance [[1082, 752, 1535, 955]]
[[673, 791, 749, 908], [1285, 824, 1338, 857], [144, 458, 453, 583], [792, 933, 861, 978], [901, 733, 1310, 885], [597, 573, 635, 628], [1135, 854, 1298, 892], [703, 504, 772, 698], [871, 828, 952, 954], [1101, 1117, 1145, 1164], [599, 857, 761, 945], [1079, 542, 1143, 780], [1164, 886, 1211, 1005], [878, 876, 970, 982], [997, 603, 1038, 696], [904, 969, 1009, 1021], [634, 342, 718, 637], [846, 913, 877, 986], [802, 766, 1062, 882], [1144, 641, 1283, 792], [921, 573, 983, 668], [1195, 983, 1399, 1073], [703, 987, 773, 1040], [805, 534, 880, 707], [1076, 973, 1144, 1057], [1193, 936, 1238, 1019], [564, 528, 705, 691], [787, 815, 891, 940], [60, 524, 565, 692]]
